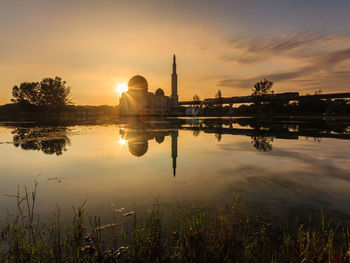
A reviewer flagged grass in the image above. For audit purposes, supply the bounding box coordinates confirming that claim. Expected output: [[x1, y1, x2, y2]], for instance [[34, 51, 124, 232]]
[[1, 185, 350, 262]]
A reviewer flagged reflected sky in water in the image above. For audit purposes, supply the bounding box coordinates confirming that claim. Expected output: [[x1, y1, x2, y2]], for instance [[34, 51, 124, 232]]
[[0, 118, 350, 222]]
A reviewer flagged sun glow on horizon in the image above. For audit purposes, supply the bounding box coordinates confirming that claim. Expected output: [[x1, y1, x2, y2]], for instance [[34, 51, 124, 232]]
[[115, 82, 128, 96]]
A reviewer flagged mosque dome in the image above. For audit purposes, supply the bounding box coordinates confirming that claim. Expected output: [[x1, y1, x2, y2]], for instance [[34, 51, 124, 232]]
[[155, 135, 165, 144], [128, 75, 148, 91], [128, 141, 148, 157], [155, 88, 165, 96]]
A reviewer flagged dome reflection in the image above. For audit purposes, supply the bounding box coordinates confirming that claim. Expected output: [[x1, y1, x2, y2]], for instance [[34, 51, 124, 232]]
[[119, 117, 178, 177]]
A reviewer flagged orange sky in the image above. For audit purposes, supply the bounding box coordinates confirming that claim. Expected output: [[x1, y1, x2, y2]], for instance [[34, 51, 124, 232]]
[[1, 0, 350, 105]]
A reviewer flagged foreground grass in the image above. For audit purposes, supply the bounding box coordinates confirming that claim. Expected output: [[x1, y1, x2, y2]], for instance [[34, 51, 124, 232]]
[[1, 185, 350, 262]]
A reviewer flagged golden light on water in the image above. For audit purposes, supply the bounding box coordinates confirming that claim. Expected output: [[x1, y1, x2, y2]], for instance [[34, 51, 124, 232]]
[[115, 82, 128, 96], [119, 138, 127, 145]]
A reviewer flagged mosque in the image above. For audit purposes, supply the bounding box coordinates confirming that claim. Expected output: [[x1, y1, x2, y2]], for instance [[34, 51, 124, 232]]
[[118, 55, 179, 115]]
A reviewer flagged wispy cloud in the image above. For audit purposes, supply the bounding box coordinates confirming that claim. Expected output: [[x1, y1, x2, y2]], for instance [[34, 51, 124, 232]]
[[221, 33, 350, 64], [217, 33, 350, 92]]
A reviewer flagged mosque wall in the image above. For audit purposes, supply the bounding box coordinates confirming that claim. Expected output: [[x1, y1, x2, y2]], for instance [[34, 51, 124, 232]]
[[119, 90, 171, 115]]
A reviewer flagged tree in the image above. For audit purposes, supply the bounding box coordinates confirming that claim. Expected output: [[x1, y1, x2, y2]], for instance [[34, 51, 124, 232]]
[[193, 95, 200, 101], [215, 89, 222, 99], [11, 82, 40, 107], [39, 77, 72, 108], [11, 76, 72, 109], [251, 79, 274, 97]]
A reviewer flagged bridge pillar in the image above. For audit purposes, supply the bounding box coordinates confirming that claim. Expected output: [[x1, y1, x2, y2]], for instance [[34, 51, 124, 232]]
[[229, 103, 234, 115]]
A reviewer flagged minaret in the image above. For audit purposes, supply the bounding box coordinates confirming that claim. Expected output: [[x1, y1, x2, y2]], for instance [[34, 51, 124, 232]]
[[171, 54, 178, 106], [171, 130, 178, 177]]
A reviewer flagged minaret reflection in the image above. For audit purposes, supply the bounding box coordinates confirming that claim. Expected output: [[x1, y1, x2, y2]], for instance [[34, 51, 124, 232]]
[[171, 130, 178, 177], [119, 117, 179, 177]]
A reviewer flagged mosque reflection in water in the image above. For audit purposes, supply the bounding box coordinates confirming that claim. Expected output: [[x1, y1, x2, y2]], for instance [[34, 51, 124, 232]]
[[119, 117, 178, 177], [118, 116, 350, 177]]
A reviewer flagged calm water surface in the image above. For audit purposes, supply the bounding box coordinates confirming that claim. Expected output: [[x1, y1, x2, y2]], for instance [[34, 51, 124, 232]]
[[1, 118, 350, 222]]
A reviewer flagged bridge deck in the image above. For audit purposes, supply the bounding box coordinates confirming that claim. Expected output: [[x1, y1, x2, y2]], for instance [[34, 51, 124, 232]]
[[178, 92, 350, 106]]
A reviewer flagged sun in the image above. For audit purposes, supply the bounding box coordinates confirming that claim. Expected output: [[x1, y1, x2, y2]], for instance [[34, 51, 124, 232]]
[[115, 82, 128, 96], [118, 138, 127, 145]]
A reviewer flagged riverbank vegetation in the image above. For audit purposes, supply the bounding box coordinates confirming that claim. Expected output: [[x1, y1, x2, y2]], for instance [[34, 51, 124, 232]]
[[1, 186, 350, 262], [11, 77, 71, 110]]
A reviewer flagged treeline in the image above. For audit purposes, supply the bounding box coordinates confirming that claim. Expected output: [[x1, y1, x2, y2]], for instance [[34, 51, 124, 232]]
[[0, 76, 119, 120], [11, 76, 71, 111]]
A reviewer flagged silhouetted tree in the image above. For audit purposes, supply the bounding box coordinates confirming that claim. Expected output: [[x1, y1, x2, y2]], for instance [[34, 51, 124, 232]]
[[251, 79, 274, 112], [39, 77, 72, 108], [215, 89, 222, 99], [11, 82, 41, 108], [11, 76, 72, 110], [252, 79, 274, 97], [193, 95, 200, 101]]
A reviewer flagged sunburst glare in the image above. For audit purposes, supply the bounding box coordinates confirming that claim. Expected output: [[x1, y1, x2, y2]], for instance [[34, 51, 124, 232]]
[[118, 138, 127, 145], [115, 82, 128, 96]]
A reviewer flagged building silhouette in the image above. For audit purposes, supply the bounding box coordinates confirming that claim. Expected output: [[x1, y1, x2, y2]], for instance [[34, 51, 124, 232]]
[[119, 55, 179, 116]]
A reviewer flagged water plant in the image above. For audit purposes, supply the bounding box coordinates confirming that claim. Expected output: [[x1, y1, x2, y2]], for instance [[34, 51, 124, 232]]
[[1, 186, 350, 262]]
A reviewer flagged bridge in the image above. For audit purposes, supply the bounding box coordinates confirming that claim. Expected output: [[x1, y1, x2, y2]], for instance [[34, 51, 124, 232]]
[[178, 92, 350, 106]]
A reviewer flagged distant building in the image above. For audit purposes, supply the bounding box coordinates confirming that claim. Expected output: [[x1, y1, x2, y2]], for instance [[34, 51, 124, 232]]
[[119, 55, 179, 115]]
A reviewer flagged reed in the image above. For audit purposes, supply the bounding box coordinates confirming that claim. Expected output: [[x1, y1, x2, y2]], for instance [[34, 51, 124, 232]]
[[1, 187, 350, 262]]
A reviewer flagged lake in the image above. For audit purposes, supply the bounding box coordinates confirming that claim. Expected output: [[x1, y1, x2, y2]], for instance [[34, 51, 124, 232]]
[[1, 117, 350, 223]]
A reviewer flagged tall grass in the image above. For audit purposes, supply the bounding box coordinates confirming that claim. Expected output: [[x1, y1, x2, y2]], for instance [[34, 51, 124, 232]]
[[1, 187, 350, 262]]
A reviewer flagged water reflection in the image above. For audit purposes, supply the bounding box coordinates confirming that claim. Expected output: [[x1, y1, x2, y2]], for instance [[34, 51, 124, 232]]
[[183, 117, 350, 152], [184, 118, 350, 139], [119, 117, 178, 176], [251, 136, 273, 152], [1, 117, 350, 223], [11, 127, 71, 155], [7, 117, 350, 158], [116, 117, 350, 178]]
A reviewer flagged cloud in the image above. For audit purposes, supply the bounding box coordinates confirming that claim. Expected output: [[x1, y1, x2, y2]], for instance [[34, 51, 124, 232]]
[[210, 32, 350, 92], [221, 33, 350, 64], [218, 46, 350, 90]]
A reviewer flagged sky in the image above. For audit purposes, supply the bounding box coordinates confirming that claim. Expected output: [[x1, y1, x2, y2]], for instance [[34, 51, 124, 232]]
[[1, 0, 350, 105]]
